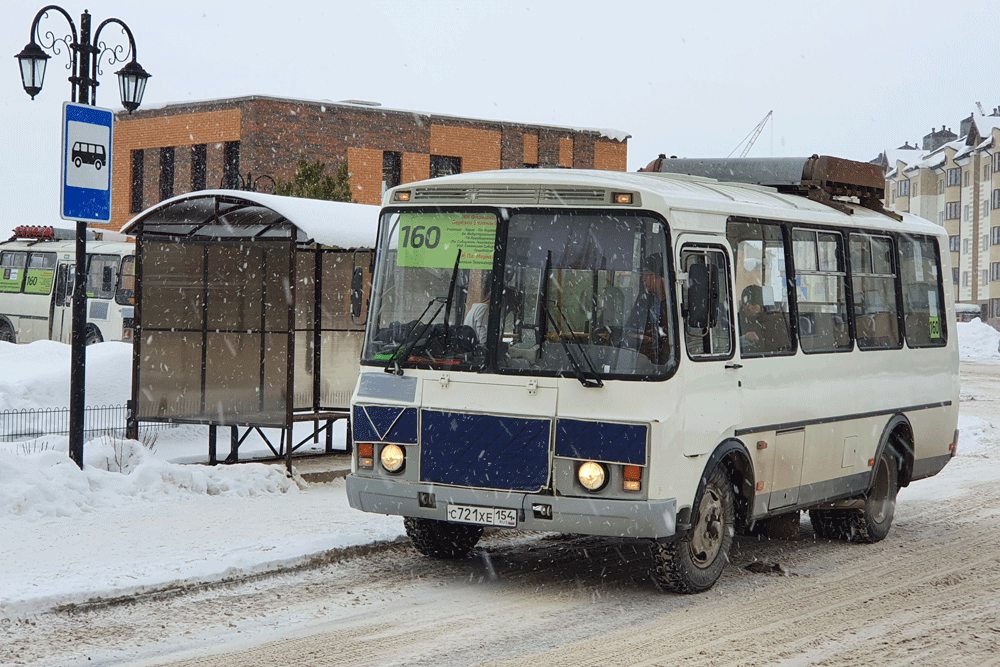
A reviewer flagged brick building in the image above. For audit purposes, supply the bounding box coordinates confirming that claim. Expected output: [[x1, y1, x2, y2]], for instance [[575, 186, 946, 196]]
[[107, 95, 630, 231]]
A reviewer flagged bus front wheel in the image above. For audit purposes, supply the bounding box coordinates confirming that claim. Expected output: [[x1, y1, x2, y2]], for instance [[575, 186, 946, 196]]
[[84, 326, 103, 346], [0, 323, 14, 343], [403, 517, 483, 559], [650, 465, 735, 593]]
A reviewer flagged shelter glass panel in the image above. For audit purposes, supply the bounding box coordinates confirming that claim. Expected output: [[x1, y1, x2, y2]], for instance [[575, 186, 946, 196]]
[[142, 242, 205, 330], [137, 331, 204, 420], [320, 330, 364, 409], [206, 244, 264, 331]]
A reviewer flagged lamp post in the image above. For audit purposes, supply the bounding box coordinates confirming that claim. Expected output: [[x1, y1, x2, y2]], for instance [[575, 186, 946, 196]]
[[15, 6, 151, 469]]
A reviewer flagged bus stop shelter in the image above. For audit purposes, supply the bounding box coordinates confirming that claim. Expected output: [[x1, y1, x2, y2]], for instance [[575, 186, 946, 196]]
[[122, 191, 378, 469]]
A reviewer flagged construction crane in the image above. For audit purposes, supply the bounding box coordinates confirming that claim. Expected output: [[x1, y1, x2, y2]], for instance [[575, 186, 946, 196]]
[[729, 110, 773, 158]]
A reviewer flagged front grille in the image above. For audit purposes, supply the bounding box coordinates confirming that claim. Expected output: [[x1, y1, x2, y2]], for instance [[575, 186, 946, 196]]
[[419, 410, 551, 492]]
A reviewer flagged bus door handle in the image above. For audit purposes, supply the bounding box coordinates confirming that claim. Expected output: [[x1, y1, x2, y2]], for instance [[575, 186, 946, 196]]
[[725, 363, 743, 370]]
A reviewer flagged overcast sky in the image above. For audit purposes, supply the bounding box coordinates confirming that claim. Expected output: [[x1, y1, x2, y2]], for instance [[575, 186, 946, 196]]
[[2, 0, 999, 238]]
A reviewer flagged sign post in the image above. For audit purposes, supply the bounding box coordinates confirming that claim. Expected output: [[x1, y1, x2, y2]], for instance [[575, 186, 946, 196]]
[[61, 101, 113, 467]]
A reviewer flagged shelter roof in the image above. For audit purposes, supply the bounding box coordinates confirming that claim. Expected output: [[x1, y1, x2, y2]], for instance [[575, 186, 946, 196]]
[[122, 190, 379, 248]]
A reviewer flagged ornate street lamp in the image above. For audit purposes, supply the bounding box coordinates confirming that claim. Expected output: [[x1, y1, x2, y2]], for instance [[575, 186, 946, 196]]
[[14, 5, 151, 469], [15, 6, 151, 112]]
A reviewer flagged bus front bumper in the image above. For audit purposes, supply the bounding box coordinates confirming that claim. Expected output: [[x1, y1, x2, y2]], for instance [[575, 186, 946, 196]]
[[346, 474, 677, 539]]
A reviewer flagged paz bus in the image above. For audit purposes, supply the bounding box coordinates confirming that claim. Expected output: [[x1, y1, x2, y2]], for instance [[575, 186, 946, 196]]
[[0, 226, 135, 345], [345, 155, 959, 593]]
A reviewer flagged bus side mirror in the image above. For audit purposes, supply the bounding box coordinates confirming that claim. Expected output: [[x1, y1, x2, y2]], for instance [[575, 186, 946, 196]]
[[687, 263, 718, 330], [350, 267, 364, 321], [350, 248, 370, 325]]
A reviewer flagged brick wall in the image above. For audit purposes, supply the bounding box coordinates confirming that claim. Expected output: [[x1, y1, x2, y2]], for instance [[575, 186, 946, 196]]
[[430, 124, 502, 173], [110, 96, 628, 230], [594, 141, 627, 171]]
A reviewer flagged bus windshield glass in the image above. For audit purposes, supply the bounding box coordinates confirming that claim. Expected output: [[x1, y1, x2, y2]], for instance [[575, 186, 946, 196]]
[[362, 209, 676, 379]]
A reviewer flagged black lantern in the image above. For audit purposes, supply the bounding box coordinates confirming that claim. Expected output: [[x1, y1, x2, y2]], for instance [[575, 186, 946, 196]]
[[15, 41, 49, 99], [116, 59, 150, 113]]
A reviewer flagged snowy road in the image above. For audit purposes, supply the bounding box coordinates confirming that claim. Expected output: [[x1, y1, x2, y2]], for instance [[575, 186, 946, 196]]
[[5, 362, 998, 667]]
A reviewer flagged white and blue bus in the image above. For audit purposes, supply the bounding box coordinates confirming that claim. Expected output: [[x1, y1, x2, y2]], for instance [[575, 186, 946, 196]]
[[0, 226, 135, 345], [346, 155, 959, 593]]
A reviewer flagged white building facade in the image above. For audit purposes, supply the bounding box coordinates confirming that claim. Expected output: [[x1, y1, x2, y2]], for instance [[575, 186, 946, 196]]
[[883, 114, 1000, 329]]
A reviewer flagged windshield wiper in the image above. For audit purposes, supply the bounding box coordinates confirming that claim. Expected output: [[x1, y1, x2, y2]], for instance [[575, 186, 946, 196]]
[[383, 248, 463, 375], [383, 298, 445, 375], [539, 251, 603, 388]]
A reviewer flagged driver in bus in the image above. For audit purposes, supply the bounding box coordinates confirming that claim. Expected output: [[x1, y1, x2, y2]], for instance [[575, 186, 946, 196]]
[[625, 253, 670, 364], [738, 284, 790, 354]]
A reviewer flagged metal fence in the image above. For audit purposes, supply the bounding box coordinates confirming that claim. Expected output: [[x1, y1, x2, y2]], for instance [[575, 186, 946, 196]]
[[0, 404, 175, 442]]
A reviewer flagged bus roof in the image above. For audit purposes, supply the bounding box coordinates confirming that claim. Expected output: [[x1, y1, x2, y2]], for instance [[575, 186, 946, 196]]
[[384, 167, 943, 238]]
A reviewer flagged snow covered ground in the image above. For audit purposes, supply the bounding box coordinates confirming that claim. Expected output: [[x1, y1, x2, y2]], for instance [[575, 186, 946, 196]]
[[0, 322, 998, 620]]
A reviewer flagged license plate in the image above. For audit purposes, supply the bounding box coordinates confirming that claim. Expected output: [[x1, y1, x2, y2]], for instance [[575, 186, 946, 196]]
[[447, 503, 518, 527]]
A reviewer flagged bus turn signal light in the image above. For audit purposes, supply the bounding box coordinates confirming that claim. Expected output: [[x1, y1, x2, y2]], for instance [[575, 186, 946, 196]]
[[358, 442, 374, 469], [613, 192, 633, 205], [623, 465, 642, 492], [393, 191, 411, 202]]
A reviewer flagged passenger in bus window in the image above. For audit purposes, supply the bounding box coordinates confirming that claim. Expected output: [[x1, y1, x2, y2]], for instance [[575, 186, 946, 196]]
[[738, 285, 790, 354], [464, 272, 491, 343], [625, 253, 670, 363]]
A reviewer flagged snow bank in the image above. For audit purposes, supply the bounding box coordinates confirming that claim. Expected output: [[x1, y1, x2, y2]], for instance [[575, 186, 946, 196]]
[[0, 435, 296, 521], [956, 318, 1000, 362]]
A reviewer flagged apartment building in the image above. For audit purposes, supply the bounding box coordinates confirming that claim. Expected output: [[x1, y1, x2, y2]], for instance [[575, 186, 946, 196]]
[[881, 112, 1000, 329], [107, 95, 630, 231]]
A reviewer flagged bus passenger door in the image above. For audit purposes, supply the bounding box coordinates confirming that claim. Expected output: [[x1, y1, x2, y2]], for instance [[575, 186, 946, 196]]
[[50, 263, 73, 343], [678, 242, 741, 456]]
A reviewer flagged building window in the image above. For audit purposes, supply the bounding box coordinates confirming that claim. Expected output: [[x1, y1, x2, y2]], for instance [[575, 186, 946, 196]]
[[993, 298, 1000, 318], [223, 141, 240, 189], [947, 168, 961, 187], [984, 235, 990, 253], [897, 180, 909, 197], [985, 270, 990, 286], [985, 165, 991, 181], [159, 147, 175, 202], [964, 204, 970, 222], [964, 170, 970, 187], [963, 238, 970, 254], [994, 189, 1000, 211], [130, 149, 144, 214], [949, 235, 960, 252], [963, 271, 970, 286], [953, 267, 959, 285], [912, 182, 918, 197], [994, 153, 1000, 172], [939, 179, 945, 194], [430, 155, 461, 178], [382, 151, 402, 194], [191, 144, 207, 191], [993, 226, 1000, 245], [945, 201, 961, 220]]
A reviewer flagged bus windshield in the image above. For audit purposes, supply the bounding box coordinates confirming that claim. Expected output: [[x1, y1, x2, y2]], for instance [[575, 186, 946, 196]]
[[362, 209, 676, 379]]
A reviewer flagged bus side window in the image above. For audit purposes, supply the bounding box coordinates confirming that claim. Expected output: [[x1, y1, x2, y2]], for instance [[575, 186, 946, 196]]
[[682, 247, 733, 359], [850, 234, 901, 350], [0, 251, 28, 293]]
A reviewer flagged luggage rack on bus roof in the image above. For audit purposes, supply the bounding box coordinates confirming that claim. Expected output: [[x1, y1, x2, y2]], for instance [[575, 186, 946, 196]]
[[639, 154, 901, 220]]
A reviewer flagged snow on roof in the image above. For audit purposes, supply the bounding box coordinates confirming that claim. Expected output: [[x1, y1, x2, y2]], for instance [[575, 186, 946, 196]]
[[884, 147, 927, 170], [122, 190, 380, 248], [126, 94, 631, 143], [955, 144, 974, 160], [973, 115, 1000, 137]]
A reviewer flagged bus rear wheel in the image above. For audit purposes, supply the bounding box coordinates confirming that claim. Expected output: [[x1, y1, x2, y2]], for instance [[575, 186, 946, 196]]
[[650, 465, 734, 593], [403, 517, 483, 559], [0, 323, 14, 343], [809, 449, 898, 543]]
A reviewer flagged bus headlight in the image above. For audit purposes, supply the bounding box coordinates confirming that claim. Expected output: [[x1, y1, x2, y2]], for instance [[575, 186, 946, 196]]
[[578, 461, 607, 491], [380, 444, 405, 473]]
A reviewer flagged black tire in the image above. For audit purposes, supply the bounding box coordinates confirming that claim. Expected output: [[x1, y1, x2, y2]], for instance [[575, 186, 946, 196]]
[[0, 324, 14, 344], [403, 517, 483, 559], [809, 448, 898, 543], [650, 465, 735, 593], [84, 326, 103, 346], [94, 160, 103, 170], [74, 157, 82, 168]]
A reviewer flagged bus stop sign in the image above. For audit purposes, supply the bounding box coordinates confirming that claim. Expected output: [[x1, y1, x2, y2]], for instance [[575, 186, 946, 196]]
[[61, 102, 113, 223]]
